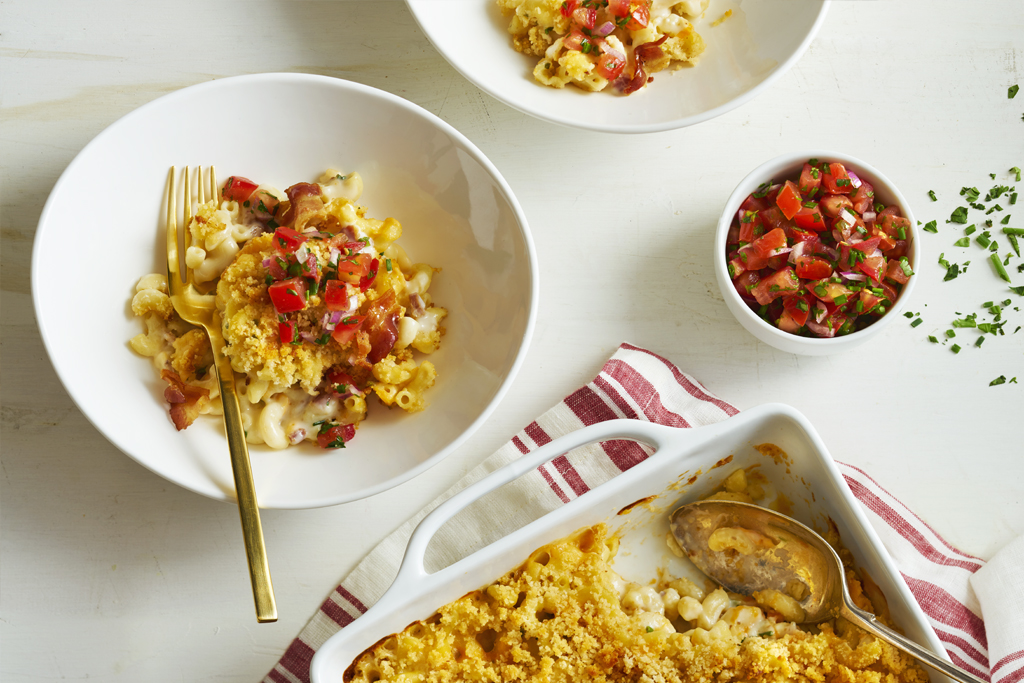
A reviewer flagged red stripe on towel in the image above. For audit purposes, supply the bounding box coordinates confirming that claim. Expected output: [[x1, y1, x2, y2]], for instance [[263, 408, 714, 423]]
[[846, 478, 984, 573], [278, 639, 315, 683], [903, 576, 987, 647], [602, 359, 690, 427], [620, 343, 738, 417]]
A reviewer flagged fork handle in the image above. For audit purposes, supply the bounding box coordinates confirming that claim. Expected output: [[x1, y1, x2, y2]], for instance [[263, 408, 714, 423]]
[[211, 335, 278, 623]]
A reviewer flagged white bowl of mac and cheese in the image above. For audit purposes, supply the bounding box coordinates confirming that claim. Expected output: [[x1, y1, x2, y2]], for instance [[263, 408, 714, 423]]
[[33, 74, 537, 509]]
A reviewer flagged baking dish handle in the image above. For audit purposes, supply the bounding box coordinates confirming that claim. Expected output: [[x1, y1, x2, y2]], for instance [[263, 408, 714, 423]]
[[394, 418, 695, 586]]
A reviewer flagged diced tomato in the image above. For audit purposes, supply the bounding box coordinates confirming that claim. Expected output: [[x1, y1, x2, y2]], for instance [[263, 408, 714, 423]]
[[278, 320, 295, 344], [807, 279, 851, 304], [336, 252, 374, 284], [222, 176, 258, 203], [877, 205, 902, 221], [738, 211, 763, 243], [880, 281, 899, 305], [760, 206, 795, 233], [788, 227, 819, 243], [822, 163, 853, 195], [559, 0, 578, 17], [316, 422, 356, 449], [268, 277, 307, 313], [733, 270, 760, 302], [563, 29, 592, 52], [777, 309, 803, 334], [775, 181, 803, 221], [273, 227, 308, 255], [727, 221, 741, 246], [794, 205, 825, 231], [751, 228, 787, 259], [858, 290, 882, 314], [885, 240, 908, 258], [323, 279, 352, 311], [751, 267, 800, 306], [798, 163, 822, 197], [740, 194, 770, 213], [869, 224, 897, 252], [857, 254, 886, 284], [358, 258, 380, 292], [736, 244, 768, 271], [795, 256, 833, 280], [879, 214, 911, 240], [572, 6, 596, 29], [625, 0, 650, 29], [782, 295, 812, 327], [325, 368, 358, 394], [596, 53, 626, 80], [850, 181, 874, 214], [267, 255, 289, 282], [330, 314, 366, 346], [820, 194, 853, 218]]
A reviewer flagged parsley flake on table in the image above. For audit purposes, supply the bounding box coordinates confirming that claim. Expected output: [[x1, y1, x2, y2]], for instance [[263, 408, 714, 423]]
[[1010, 85, 1020, 99], [923, 220, 938, 233], [950, 207, 970, 224], [928, 190, 937, 201], [990, 375, 1007, 385]]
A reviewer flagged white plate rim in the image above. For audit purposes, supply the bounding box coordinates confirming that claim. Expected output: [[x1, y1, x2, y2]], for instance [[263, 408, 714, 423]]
[[404, 0, 831, 134], [31, 72, 539, 509]]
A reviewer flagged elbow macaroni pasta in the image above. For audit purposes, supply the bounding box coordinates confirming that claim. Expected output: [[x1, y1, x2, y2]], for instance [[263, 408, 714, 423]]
[[346, 465, 930, 683], [129, 168, 447, 450], [498, 0, 709, 95]]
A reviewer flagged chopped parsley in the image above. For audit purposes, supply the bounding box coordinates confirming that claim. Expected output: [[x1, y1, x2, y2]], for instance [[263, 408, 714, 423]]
[[1010, 85, 1020, 99], [928, 190, 937, 201]]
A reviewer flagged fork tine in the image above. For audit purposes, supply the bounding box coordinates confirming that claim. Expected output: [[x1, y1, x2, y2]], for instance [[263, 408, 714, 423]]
[[183, 166, 194, 256], [166, 166, 181, 284], [210, 167, 218, 205]]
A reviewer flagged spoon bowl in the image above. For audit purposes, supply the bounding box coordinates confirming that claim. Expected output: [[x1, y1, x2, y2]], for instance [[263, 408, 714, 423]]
[[670, 500, 982, 683]]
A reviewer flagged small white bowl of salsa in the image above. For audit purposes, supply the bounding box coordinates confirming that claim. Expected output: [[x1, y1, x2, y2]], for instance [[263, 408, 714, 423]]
[[714, 151, 919, 355]]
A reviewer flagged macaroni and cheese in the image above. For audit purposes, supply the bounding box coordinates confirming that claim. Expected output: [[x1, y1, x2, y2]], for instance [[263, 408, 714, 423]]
[[498, 0, 708, 95], [346, 466, 928, 683], [129, 170, 447, 450]]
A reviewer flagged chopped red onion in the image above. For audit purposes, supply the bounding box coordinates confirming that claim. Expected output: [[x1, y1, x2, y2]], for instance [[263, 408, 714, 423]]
[[806, 318, 836, 338], [840, 270, 867, 281], [839, 208, 858, 227], [299, 330, 317, 343], [847, 170, 863, 188], [814, 301, 828, 323], [295, 243, 309, 264], [329, 248, 341, 266], [287, 428, 307, 445], [595, 21, 615, 36], [820, 245, 839, 260], [863, 211, 876, 223], [262, 257, 271, 268], [768, 246, 792, 258], [788, 241, 810, 264]]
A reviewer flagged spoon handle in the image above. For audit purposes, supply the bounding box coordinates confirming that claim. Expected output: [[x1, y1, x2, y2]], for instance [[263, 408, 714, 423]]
[[841, 602, 983, 683]]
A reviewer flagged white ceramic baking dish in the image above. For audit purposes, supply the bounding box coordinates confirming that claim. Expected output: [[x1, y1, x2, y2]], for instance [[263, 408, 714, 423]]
[[310, 403, 951, 683]]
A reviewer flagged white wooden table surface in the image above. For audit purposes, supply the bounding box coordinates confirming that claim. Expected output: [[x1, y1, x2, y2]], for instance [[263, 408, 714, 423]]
[[2, 1, 1022, 680]]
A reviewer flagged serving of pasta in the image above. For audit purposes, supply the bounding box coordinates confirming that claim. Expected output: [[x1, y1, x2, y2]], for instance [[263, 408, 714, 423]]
[[129, 169, 447, 451], [345, 466, 929, 683], [498, 0, 709, 95]]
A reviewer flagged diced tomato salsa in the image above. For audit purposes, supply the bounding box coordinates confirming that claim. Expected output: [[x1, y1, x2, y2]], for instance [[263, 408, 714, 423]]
[[725, 160, 913, 338]]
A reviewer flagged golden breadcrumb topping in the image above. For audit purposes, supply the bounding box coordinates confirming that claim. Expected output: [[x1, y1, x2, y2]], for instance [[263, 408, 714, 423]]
[[347, 523, 929, 683]]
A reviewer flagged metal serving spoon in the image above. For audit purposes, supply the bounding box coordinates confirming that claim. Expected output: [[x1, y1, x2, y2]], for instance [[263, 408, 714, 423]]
[[669, 500, 983, 683]]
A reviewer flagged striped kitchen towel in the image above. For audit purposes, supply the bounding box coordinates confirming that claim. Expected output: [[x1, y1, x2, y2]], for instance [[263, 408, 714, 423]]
[[263, 342, 1016, 683]]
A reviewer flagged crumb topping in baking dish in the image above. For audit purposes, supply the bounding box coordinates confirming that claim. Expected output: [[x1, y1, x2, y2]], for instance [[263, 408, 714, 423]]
[[345, 468, 930, 683]]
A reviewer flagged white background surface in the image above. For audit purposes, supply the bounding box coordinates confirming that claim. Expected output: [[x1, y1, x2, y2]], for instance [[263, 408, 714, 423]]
[[1, 0, 1022, 680]]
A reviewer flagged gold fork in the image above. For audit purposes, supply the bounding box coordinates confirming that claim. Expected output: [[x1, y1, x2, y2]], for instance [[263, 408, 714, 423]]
[[166, 166, 277, 623]]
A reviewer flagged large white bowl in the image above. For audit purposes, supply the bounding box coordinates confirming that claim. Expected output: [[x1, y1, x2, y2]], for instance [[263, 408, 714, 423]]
[[32, 73, 538, 509], [310, 404, 948, 682], [405, 0, 829, 133], [714, 151, 919, 356]]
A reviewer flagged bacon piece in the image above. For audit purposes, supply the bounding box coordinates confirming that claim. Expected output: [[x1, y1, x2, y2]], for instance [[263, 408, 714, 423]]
[[364, 289, 402, 364], [280, 182, 325, 232], [160, 369, 209, 430], [622, 35, 668, 95]]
